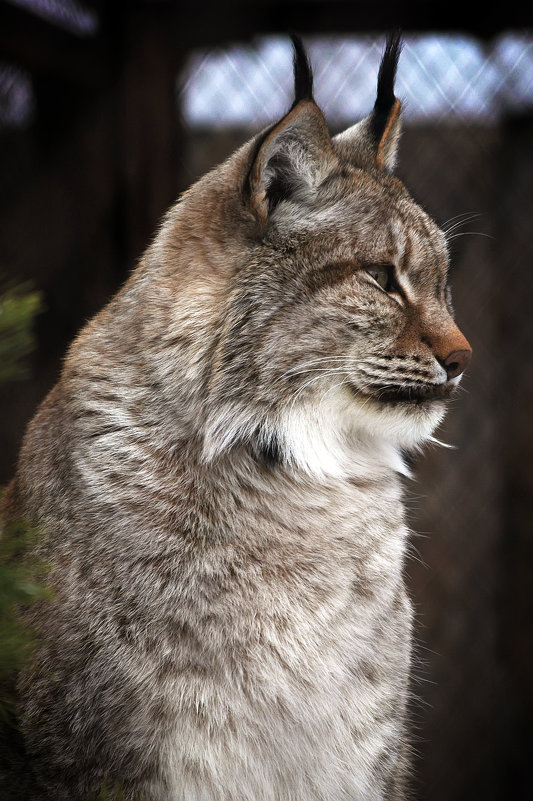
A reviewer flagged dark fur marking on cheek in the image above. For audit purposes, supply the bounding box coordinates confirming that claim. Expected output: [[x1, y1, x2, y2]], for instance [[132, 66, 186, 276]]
[[250, 429, 283, 470], [445, 284, 454, 315]]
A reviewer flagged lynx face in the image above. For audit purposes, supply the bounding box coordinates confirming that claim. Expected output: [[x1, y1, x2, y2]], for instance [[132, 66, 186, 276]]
[[201, 36, 471, 472]]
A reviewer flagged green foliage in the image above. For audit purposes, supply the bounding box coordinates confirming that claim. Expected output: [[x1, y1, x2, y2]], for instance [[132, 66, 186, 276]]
[[0, 277, 46, 722], [92, 780, 127, 801], [0, 278, 42, 383], [91, 779, 148, 801], [0, 510, 51, 722]]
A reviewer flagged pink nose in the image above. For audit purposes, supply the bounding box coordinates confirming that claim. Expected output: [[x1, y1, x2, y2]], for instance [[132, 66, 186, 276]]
[[443, 349, 472, 380]]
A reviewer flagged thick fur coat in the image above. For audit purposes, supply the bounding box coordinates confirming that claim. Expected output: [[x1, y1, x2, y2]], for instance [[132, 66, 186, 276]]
[[1, 35, 471, 801]]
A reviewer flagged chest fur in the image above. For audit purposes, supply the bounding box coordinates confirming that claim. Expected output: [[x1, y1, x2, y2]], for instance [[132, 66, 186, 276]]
[[20, 423, 413, 800], [154, 471, 412, 801]]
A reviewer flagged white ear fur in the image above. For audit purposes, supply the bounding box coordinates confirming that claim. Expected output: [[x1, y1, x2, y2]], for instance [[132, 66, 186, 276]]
[[248, 100, 338, 226]]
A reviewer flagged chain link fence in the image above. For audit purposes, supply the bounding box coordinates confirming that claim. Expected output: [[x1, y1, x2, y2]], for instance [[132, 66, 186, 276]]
[[179, 34, 533, 127]]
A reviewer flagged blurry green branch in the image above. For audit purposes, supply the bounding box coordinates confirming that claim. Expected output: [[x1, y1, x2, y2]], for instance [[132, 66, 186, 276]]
[[0, 278, 42, 383], [92, 781, 128, 800], [0, 276, 47, 723], [0, 513, 51, 721]]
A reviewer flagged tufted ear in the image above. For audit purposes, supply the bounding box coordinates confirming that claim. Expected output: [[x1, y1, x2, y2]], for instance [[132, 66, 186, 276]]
[[333, 32, 403, 173], [246, 36, 337, 228]]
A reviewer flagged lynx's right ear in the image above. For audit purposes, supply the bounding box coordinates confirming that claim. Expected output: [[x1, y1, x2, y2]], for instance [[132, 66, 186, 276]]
[[246, 36, 337, 230], [334, 32, 403, 172]]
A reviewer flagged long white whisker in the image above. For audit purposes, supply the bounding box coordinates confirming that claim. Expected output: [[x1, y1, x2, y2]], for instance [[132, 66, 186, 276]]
[[442, 212, 481, 235], [446, 231, 494, 241], [319, 377, 351, 403], [274, 366, 348, 386], [274, 357, 372, 384], [286, 370, 349, 412], [442, 211, 481, 226]]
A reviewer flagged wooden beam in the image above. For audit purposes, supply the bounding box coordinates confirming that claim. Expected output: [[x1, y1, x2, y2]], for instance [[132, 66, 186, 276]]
[[0, 2, 104, 85], [137, 0, 533, 49]]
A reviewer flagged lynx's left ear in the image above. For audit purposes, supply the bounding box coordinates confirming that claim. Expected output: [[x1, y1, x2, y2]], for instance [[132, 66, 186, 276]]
[[246, 35, 338, 228], [333, 32, 403, 173]]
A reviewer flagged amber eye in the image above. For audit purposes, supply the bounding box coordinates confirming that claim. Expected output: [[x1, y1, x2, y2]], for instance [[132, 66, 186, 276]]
[[364, 264, 397, 293]]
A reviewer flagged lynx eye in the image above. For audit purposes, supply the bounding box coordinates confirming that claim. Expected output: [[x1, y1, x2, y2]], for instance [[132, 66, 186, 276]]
[[364, 264, 398, 294]]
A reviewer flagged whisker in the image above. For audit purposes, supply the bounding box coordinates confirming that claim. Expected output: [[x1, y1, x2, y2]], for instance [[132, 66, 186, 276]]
[[446, 231, 494, 241], [274, 365, 349, 387], [442, 211, 480, 226], [278, 356, 366, 371], [274, 356, 375, 384], [441, 211, 481, 236], [286, 370, 349, 412], [319, 377, 351, 403]]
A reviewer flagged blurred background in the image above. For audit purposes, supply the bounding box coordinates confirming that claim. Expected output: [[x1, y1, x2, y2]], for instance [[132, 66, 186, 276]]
[[1, 1, 532, 799]]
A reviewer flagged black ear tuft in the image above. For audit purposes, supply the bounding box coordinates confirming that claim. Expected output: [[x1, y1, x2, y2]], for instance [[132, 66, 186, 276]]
[[371, 31, 402, 144], [290, 34, 314, 107]]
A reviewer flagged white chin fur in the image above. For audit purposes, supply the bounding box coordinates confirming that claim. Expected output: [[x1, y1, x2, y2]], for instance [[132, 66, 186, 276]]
[[347, 393, 447, 449], [203, 387, 446, 482], [274, 388, 445, 480]]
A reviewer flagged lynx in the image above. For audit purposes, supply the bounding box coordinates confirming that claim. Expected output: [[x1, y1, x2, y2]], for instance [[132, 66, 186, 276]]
[[1, 34, 471, 801]]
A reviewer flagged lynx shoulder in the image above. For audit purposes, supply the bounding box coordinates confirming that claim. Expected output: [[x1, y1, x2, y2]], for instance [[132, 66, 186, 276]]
[[2, 34, 471, 801]]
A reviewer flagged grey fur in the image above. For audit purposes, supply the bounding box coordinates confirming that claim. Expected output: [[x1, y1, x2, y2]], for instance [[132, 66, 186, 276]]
[[1, 37, 471, 801]]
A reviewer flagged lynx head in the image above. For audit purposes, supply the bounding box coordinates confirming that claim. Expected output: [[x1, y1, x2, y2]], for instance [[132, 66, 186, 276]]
[[158, 34, 471, 476]]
